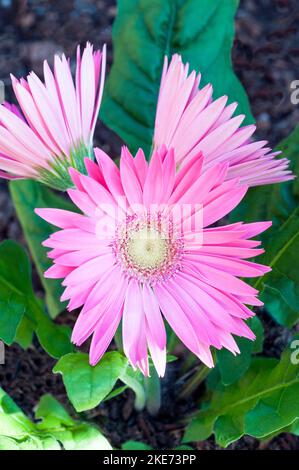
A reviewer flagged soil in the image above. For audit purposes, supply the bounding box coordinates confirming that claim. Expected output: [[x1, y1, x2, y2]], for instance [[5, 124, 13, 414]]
[[0, 0, 299, 451]]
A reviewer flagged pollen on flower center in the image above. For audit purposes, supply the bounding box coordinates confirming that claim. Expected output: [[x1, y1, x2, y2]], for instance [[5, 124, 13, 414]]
[[127, 227, 168, 270], [114, 215, 184, 284]]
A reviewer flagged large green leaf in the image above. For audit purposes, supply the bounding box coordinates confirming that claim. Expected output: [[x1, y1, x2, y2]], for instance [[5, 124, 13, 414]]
[[0, 387, 59, 450], [14, 315, 35, 349], [0, 241, 34, 345], [0, 240, 73, 357], [230, 126, 299, 328], [184, 337, 299, 447], [35, 394, 111, 450], [33, 302, 74, 359], [53, 352, 127, 412], [0, 389, 111, 450], [9, 180, 76, 318], [101, 0, 253, 157]]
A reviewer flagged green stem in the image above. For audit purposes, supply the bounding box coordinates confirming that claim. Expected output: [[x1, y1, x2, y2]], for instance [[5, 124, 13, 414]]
[[114, 324, 123, 352], [178, 365, 210, 401], [120, 370, 146, 412], [144, 367, 161, 416], [181, 352, 197, 374]]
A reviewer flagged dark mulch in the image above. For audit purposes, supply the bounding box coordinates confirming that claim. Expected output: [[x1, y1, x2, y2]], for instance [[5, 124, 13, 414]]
[[0, 0, 298, 450]]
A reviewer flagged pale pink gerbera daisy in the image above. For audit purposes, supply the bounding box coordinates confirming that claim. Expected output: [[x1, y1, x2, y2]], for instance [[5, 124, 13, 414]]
[[154, 55, 293, 187], [36, 147, 271, 377], [0, 42, 106, 190]]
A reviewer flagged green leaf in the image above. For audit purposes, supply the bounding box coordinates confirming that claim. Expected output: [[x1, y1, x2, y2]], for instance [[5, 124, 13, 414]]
[[286, 418, 299, 436], [175, 445, 194, 450], [103, 385, 128, 402], [230, 126, 299, 328], [121, 440, 153, 450], [0, 436, 22, 450], [9, 180, 76, 318], [0, 240, 73, 357], [33, 305, 74, 359], [216, 316, 264, 385], [0, 389, 111, 450], [0, 435, 61, 450], [53, 352, 128, 412], [0, 387, 35, 436], [14, 315, 35, 349], [35, 394, 111, 450], [101, 0, 253, 157], [35, 394, 74, 429], [184, 337, 299, 447], [0, 240, 36, 345]]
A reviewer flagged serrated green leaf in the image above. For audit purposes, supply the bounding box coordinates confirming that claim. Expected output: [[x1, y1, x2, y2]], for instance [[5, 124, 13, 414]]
[[184, 337, 299, 447], [101, 0, 253, 157], [9, 180, 76, 318], [230, 126, 299, 328], [53, 352, 128, 412]]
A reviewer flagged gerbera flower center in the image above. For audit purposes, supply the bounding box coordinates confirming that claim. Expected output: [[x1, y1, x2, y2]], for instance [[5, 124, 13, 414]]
[[127, 227, 168, 270], [114, 215, 183, 284]]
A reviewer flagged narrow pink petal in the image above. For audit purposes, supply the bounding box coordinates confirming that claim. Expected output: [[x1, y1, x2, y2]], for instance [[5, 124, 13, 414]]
[[35, 208, 95, 232], [133, 148, 148, 188], [55, 247, 108, 267], [44, 264, 73, 278], [120, 147, 143, 206], [154, 283, 214, 367], [122, 279, 145, 369], [62, 252, 114, 287], [84, 157, 108, 188], [142, 284, 166, 350], [143, 149, 163, 206], [90, 44, 106, 139], [27, 70, 70, 156], [67, 188, 97, 217], [79, 43, 96, 144], [54, 54, 82, 145], [89, 307, 123, 365], [95, 148, 124, 198], [0, 104, 51, 163]]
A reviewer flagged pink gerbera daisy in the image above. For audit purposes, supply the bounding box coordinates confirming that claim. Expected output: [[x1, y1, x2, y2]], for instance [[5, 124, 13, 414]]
[[36, 147, 271, 377], [0, 42, 106, 190], [154, 54, 293, 187]]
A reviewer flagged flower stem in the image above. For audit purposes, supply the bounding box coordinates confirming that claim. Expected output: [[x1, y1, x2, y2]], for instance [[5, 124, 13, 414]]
[[120, 370, 146, 412], [114, 325, 123, 352], [181, 352, 197, 374], [178, 364, 210, 400], [144, 367, 161, 416]]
